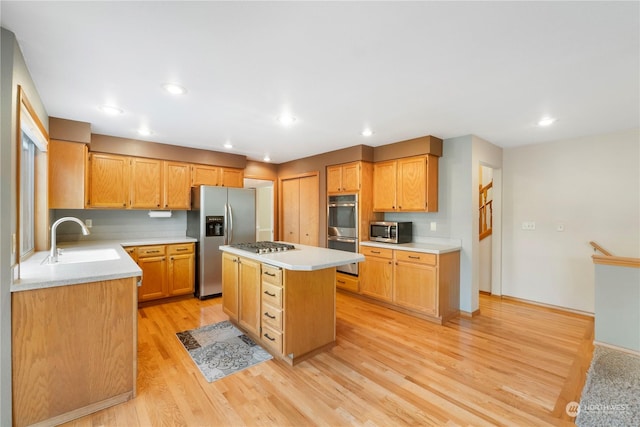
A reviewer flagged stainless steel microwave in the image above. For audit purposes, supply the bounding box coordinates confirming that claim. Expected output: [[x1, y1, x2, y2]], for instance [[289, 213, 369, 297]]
[[370, 221, 412, 244]]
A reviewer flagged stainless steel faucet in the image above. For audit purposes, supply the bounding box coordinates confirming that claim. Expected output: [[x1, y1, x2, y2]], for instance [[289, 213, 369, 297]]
[[49, 217, 90, 263]]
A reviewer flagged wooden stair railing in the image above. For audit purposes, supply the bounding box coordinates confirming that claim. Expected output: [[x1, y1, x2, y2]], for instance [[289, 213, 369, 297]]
[[589, 241, 613, 256], [479, 181, 493, 240]]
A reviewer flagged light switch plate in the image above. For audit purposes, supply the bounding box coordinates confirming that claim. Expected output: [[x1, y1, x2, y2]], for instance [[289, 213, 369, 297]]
[[430, 222, 437, 231]]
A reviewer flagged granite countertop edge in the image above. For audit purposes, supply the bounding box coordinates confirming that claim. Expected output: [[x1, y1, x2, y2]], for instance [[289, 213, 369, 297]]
[[11, 236, 197, 293]]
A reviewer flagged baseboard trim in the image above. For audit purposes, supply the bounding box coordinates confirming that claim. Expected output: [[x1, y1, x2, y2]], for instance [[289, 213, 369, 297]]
[[459, 308, 481, 318], [594, 341, 640, 356], [500, 295, 594, 318]]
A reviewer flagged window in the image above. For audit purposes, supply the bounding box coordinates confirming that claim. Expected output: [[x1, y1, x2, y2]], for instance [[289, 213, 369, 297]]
[[20, 131, 36, 257]]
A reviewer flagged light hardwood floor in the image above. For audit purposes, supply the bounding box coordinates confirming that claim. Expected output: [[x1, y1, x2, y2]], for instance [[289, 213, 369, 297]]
[[62, 292, 593, 426]]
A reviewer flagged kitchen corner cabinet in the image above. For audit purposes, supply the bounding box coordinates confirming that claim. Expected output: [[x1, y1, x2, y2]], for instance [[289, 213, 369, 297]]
[[357, 247, 460, 324], [327, 161, 360, 193], [222, 253, 261, 337], [281, 174, 319, 246], [191, 164, 244, 188], [49, 139, 88, 209], [373, 154, 439, 212], [126, 243, 195, 303], [12, 277, 137, 426]]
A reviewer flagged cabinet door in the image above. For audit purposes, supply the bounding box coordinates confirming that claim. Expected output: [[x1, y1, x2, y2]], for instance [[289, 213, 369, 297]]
[[138, 255, 168, 301], [341, 162, 360, 192], [373, 160, 397, 211], [360, 256, 393, 302], [298, 175, 319, 246], [326, 165, 342, 193], [220, 168, 244, 188], [281, 178, 300, 243], [87, 153, 130, 208], [191, 164, 219, 186], [394, 261, 437, 316], [222, 253, 239, 320], [163, 161, 191, 209], [397, 156, 426, 211], [238, 257, 261, 337], [130, 157, 162, 209], [168, 252, 195, 296], [48, 140, 87, 209]]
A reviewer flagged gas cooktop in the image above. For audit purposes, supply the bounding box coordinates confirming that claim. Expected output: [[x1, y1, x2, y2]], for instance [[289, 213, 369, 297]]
[[229, 241, 296, 254]]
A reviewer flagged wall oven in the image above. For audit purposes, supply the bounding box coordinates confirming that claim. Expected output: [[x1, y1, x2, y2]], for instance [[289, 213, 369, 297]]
[[327, 194, 359, 275]]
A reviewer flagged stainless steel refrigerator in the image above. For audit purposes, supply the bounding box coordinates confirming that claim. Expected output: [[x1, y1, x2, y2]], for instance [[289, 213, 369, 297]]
[[186, 186, 256, 299]]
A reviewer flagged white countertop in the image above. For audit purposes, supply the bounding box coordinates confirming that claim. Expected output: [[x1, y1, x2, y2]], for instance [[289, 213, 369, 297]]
[[11, 236, 196, 293], [220, 243, 365, 271], [360, 240, 461, 254]]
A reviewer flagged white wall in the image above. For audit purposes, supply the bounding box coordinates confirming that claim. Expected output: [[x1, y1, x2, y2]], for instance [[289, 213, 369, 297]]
[[502, 128, 640, 313]]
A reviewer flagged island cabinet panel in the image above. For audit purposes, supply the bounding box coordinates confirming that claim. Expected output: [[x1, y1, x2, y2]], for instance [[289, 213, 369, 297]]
[[48, 139, 87, 209], [222, 252, 240, 320], [163, 161, 191, 209], [87, 152, 130, 208], [238, 257, 261, 337], [260, 264, 284, 354], [130, 157, 163, 209], [356, 246, 460, 324], [12, 277, 137, 427]]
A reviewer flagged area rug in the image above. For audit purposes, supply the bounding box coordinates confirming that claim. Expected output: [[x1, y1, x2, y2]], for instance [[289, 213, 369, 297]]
[[176, 320, 272, 382], [575, 345, 640, 426]]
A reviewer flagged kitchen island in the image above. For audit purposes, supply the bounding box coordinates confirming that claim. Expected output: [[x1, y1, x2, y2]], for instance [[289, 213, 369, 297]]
[[220, 242, 364, 365]]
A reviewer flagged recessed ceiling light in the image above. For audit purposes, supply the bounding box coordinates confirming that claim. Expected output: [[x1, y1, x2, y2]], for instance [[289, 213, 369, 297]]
[[98, 105, 123, 115], [537, 117, 557, 127], [263, 155, 271, 162], [277, 114, 296, 126], [162, 83, 187, 95], [224, 142, 233, 149], [361, 128, 374, 137], [137, 128, 152, 137]]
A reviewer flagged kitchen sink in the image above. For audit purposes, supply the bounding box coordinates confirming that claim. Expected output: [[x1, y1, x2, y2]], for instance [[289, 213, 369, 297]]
[[42, 248, 120, 265]]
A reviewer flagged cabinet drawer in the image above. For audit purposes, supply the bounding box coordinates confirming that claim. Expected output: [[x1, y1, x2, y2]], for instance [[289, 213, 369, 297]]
[[336, 273, 359, 292], [361, 246, 393, 259], [137, 245, 166, 258], [262, 264, 283, 286], [395, 250, 437, 266], [167, 243, 194, 255], [261, 325, 283, 354], [262, 282, 283, 308], [261, 303, 283, 330]]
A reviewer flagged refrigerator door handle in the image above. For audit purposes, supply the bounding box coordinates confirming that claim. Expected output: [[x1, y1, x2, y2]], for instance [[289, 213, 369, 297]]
[[228, 203, 234, 244], [224, 203, 229, 245]]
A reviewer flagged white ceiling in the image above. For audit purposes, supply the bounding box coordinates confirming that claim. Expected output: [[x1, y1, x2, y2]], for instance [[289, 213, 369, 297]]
[[2, 1, 638, 164]]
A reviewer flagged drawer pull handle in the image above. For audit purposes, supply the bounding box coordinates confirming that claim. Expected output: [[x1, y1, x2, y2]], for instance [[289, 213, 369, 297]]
[[264, 333, 276, 341], [264, 272, 276, 277], [371, 250, 381, 254], [337, 280, 345, 284], [148, 250, 160, 254], [264, 312, 276, 319], [264, 291, 276, 297], [408, 255, 421, 259], [176, 248, 188, 251]]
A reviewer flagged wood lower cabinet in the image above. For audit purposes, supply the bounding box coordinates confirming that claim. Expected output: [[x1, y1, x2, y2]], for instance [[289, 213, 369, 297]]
[[222, 253, 261, 337], [335, 272, 359, 293], [260, 264, 284, 354], [127, 243, 195, 303], [356, 246, 460, 324], [12, 277, 138, 426]]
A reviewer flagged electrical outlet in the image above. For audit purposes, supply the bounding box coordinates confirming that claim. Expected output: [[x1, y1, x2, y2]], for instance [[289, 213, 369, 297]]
[[521, 221, 536, 231], [556, 223, 565, 232], [85, 219, 92, 228], [430, 221, 437, 231]]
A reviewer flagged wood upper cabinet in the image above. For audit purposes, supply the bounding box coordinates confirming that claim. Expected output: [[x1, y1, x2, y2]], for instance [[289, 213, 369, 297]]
[[280, 174, 319, 246], [373, 155, 439, 212], [163, 161, 191, 209], [87, 153, 130, 208], [327, 162, 360, 194], [130, 157, 162, 209], [191, 164, 244, 188], [49, 140, 87, 209]]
